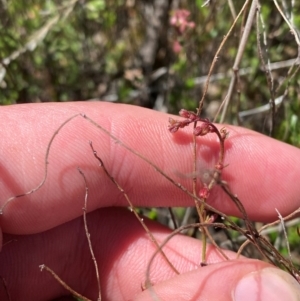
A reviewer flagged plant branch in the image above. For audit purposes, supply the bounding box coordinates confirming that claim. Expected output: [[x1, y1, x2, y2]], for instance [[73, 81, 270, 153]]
[[220, 0, 258, 123], [89, 141, 179, 275], [77, 167, 102, 301], [198, 0, 251, 115], [39, 264, 92, 301], [0, 114, 80, 214]]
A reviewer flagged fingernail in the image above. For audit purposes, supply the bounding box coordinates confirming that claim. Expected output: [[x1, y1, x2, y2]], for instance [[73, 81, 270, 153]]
[[234, 267, 300, 301]]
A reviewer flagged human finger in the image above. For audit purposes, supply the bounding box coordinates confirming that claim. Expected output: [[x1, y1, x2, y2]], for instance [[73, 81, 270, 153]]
[[0, 102, 299, 234], [3, 207, 297, 301]]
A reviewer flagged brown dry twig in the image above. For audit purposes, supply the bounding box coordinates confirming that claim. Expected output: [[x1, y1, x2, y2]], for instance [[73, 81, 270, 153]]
[[39, 264, 92, 301], [145, 221, 227, 297], [78, 167, 102, 301], [89, 141, 179, 275], [0, 113, 80, 215]]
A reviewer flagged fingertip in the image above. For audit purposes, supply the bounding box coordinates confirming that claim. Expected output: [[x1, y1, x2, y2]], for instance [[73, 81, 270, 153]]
[[234, 268, 300, 301], [133, 260, 299, 301]]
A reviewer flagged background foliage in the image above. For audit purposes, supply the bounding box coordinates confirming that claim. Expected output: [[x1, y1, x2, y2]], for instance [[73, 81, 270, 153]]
[[0, 0, 299, 147]]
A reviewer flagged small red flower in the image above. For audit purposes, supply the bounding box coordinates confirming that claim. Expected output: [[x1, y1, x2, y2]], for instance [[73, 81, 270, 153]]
[[170, 9, 195, 34], [199, 185, 210, 199], [194, 122, 214, 136]]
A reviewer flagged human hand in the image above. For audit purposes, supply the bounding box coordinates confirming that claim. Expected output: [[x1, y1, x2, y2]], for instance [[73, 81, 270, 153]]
[[0, 102, 300, 300]]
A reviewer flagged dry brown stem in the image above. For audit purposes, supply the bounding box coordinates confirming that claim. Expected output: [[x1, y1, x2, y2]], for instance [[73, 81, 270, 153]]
[[89, 141, 179, 275], [78, 167, 102, 301], [39, 264, 92, 301]]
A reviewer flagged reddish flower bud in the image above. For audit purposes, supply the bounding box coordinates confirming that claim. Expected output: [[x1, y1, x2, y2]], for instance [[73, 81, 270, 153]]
[[215, 162, 223, 171], [199, 185, 210, 199], [220, 127, 229, 140], [170, 9, 195, 34], [179, 109, 190, 118], [194, 122, 213, 136], [180, 109, 198, 121], [206, 213, 219, 223], [168, 125, 179, 133], [169, 117, 177, 125], [180, 119, 191, 127]]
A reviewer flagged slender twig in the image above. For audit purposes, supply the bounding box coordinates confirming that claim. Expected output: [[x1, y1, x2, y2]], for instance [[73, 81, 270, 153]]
[[220, 0, 257, 123], [39, 264, 92, 301], [273, 0, 300, 46], [77, 167, 102, 301], [82, 115, 221, 217], [261, 208, 300, 231], [229, 217, 300, 243], [145, 222, 227, 297], [193, 58, 299, 87], [198, 0, 251, 114], [167, 207, 178, 229], [84, 113, 248, 239], [0, 114, 80, 214], [272, 0, 300, 107], [84, 114, 249, 265], [275, 208, 292, 264], [235, 207, 300, 283], [192, 120, 207, 264], [228, 0, 237, 19], [89, 141, 179, 275], [256, 4, 276, 135], [180, 207, 194, 228], [237, 209, 300, 257], [204, 222, 229, 261]]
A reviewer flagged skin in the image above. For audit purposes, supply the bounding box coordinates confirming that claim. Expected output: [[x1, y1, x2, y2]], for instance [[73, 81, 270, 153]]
[[0, 102, 299, 300]]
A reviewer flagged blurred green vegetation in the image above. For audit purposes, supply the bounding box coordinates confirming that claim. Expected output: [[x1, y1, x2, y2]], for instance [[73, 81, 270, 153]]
[[0, 1, 299, 148], [1, 1, 299, 145]]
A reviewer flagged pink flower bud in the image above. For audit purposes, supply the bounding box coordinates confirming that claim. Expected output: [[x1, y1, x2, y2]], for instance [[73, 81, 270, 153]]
[[179, 109, 198, 121], [168, 125, 179, 133], [199, 185, 210, 199], [170, 9, 195, 34], [179, 109, 190, 118], [206, 213, 219, 223], [194, 122, 215, 136], [180, 119, 191, 127], [194, 123, 208, 136], [215, 162, 223, 171]]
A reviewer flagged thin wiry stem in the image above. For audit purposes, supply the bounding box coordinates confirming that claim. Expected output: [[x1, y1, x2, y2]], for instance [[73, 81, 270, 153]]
[[167, 207, 178, 229], [220, 0, 257, 123], [145, 222, 227, 297], [89, 141, 180, 275], [39, 264, 92, 301], [256, 4, 276, 135], [198, 0, 251, 115], [192, 121, 207, 264], [237, 208, 300, 258], [0, 114, 80, 214], [78, 167, 102, 301], [82, 114, 237, 228], [273, 0, 300, 46], [275, 208, 292, 264]]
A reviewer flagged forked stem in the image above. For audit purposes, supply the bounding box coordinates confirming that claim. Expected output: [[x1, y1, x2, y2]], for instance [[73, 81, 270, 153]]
[[78, 167, 102, 301]]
